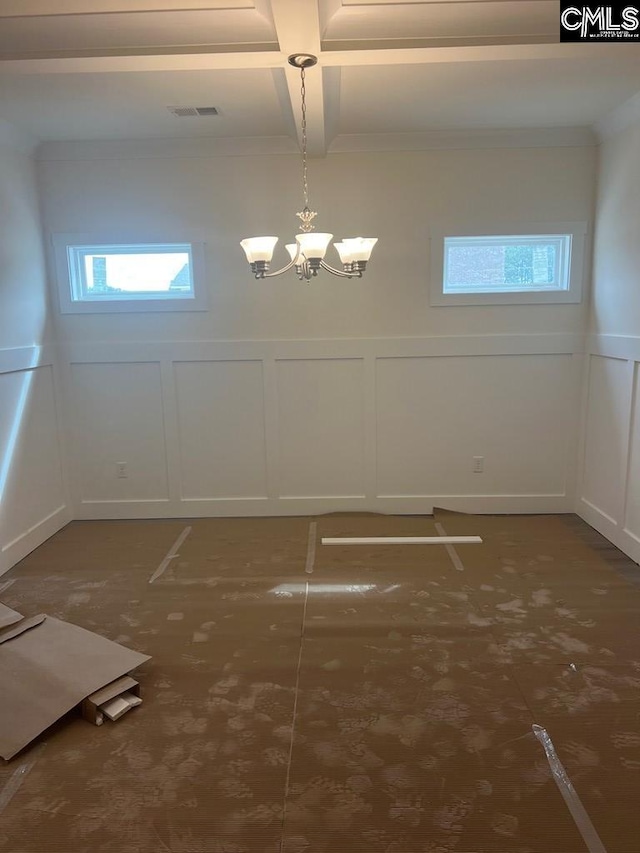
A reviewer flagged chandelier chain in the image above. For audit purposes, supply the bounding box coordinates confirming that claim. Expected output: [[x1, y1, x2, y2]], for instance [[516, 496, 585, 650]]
[[300, 65, 309, 210]]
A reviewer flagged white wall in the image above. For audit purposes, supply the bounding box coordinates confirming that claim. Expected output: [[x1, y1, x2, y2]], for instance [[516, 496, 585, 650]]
[[579, 109, 640, 562], [40, 142, 593, 343], [0, 123, 70, 576], [38, 137, 594, 519]]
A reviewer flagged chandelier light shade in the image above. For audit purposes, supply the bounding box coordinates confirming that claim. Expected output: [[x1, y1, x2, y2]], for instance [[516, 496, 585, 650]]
[[240, 54, 377, 281]]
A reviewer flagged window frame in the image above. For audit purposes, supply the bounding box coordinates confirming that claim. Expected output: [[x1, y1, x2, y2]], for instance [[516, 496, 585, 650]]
[[52, 234, 208, 314], [429, 221, 587, 306]]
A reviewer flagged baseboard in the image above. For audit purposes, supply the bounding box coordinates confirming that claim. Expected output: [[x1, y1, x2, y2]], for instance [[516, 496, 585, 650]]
[[577, 498, 640, 565], [0, 504, 72, 577], [74, 493, 574, 520], [374, 494, 573, 515]]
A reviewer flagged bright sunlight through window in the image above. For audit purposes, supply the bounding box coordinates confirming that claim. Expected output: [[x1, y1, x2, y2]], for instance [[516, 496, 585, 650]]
[[53, 237, 207, 314], [71, 244, 192, 300]]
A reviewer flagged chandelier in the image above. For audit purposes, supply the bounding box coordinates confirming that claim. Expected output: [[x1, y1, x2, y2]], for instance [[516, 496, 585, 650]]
[[240, 53, 377, 282]]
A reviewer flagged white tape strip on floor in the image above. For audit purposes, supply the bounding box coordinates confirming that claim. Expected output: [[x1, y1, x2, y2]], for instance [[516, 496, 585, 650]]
[[434, 522, 466, 572], [533, 725, 607, 853], [149, 526, 192, 584], [0, 743, 46, 816], [305, 522, 317, 574], [321, 536, 482, 546]]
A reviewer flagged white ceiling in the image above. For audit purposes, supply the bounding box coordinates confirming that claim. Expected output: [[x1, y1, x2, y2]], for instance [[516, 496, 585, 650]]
[[0, 0, 639, 151]]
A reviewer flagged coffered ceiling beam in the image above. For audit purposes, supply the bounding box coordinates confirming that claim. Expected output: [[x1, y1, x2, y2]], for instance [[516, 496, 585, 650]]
[[0, 38, 626, 76], [0, 49, 282, 74], [319, 41, 630, 66], [269, 0, 326, 155]]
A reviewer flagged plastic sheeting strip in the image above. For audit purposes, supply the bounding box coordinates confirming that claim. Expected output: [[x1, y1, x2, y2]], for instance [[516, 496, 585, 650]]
[[305, 522, 317, 574], [0, 742, 46, 814], [149, 526, 192, 584], [533, 725, 607, 853], [281, 580, 310, 834], [0, 579, 16, 595], [435, 522, 466, 572]]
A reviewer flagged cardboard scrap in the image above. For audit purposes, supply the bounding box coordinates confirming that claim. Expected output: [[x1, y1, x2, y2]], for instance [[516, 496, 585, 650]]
[[84, 675, 140, 709], [101, 693, 142, 722], [0, 602, 23, 630], [0, 607, 150, 760], [0, 614, 46, 644], [81, 676, 141, 726]]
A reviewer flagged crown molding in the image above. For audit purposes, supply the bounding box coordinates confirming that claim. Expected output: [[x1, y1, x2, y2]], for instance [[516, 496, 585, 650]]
[[36, 135, 299, 161], [36, 125, 596, 161], [329, 127, 596, 152]]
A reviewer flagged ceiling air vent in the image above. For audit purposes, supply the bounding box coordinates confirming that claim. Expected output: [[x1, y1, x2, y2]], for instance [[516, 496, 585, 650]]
[[168, 106, 220, 118]]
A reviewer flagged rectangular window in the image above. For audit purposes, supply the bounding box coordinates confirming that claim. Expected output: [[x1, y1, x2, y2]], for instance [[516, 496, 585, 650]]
[[443, 235, 570, 294], [430, 223, 586, 306], [53, 236, 207, 314], [70, 244, 193, 301]]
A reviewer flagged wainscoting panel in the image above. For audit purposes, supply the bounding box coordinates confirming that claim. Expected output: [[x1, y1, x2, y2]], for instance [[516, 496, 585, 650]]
[[376, 354, 575, 498], [59, 336, 582, 519], [0, 347, 70, 575], [581, 354, 631, 523], [69, 361, 169, 504], [175, 360, 267, 500], [624, 363, 640, 543], [276, 358, 366, 499], [578, 337, 640, 563]]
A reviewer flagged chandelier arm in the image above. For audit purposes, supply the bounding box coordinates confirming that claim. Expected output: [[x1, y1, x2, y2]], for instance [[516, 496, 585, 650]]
[[259, 255, 300, 278], [319, 259, 362, 279]]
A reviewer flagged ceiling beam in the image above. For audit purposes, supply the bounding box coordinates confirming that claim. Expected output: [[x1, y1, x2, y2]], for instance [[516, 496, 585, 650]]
[[0, 1, 251, 15], [319, 41, 634, 66], [0, 37, 628, 77], [269, 0, 326, 156], [0, 49, 283, 74]]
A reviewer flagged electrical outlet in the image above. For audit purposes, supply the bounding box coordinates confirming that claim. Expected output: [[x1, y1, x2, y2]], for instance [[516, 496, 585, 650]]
[[473, 456, 484, 474], [116, 462, 128, 479]]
